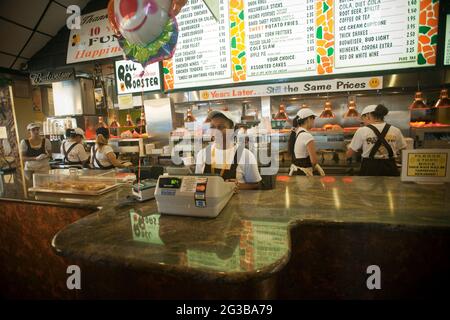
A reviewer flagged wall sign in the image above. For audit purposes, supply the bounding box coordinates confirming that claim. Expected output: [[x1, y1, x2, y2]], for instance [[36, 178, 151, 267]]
[[401, 149, 450, 183], [115, 60, 161, 95], [30, 69, 75, 85], [67, 9, 122, 64], [197, 76, 383, 101]]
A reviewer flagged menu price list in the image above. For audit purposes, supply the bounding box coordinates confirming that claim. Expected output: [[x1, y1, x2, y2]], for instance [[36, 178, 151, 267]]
[[172, 0, 231, 84], [245, 0, 316, 79], [335, 0, 419, 68]]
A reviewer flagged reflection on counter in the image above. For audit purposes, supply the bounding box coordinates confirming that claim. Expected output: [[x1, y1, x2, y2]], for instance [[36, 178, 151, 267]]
[[130, 210, 163, 245]]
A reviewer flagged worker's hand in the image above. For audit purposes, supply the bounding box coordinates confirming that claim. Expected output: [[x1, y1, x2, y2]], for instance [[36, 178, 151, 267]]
[[35, 154, 47, 161], [314, 164, 326, 176], [226, 179, 240, 194], [122, 162, 133, 167]]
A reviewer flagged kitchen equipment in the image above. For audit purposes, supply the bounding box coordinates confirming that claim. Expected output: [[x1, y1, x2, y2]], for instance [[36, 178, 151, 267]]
[[154, 175, 234, 218]]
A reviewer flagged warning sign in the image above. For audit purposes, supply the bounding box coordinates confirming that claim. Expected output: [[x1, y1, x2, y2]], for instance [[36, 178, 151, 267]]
[[402, 149, 450, 183], [407, 153, 448, 177]]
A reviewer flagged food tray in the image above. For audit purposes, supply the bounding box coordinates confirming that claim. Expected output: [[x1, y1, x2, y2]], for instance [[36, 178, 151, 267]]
[[29, 173, 120, 196]]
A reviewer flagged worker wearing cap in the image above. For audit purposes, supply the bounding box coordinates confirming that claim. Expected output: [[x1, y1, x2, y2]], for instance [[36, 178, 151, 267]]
[[288, 108, 325, 176], [90, 127, 132, 170], [346, 104, 407, 176], [195, 110, 262, 190], [20, 122, 52, 173], [60, 127, 89, 167]]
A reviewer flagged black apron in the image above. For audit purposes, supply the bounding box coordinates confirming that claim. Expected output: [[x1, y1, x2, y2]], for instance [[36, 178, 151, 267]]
[[359, 124, 399, 176], [291, 130, 313, 175], [91, 146, 114, 170], [62, 141, 82, 165], [204, 145, 238, 180], [25, 139, 46, 157]]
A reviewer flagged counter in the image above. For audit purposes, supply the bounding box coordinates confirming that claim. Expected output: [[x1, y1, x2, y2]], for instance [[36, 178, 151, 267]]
[[1, 172, 450, 299]]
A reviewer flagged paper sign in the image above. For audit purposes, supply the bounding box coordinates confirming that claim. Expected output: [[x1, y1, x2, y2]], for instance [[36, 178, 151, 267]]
[[401, 149, 450, 183], [118, 94, 133, 110], [0, 127, 7, 139]]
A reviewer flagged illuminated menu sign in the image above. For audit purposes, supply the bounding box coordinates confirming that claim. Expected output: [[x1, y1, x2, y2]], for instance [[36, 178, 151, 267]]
[[171, 0, 231, 87], [335, 0, 419, 68], [445, 14, 450, 65], [163, 0, 440, 91], [245, 0, 316, 80]]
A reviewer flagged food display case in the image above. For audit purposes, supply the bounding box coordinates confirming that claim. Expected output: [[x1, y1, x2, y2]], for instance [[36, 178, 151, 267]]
[[29, 170, 120, 196]]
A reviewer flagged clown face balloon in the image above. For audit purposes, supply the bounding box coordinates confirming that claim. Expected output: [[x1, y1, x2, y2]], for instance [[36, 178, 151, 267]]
[[114, 0, 172, 47]]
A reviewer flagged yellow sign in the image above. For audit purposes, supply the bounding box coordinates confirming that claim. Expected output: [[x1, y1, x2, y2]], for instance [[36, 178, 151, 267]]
[[407, 153, 448, 177], [368, 77, 381, 89]]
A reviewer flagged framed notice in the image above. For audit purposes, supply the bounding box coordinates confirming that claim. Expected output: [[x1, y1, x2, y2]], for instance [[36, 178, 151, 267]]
[[401, 149, 450, 183]]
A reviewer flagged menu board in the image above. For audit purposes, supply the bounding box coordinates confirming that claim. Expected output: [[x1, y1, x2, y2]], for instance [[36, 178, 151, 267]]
[[245, 0, 316, 80], [163, 0, 440, 91], [445, 14, 450, 65], [336, 0, 419, 68], [171, 0, 231, 87]]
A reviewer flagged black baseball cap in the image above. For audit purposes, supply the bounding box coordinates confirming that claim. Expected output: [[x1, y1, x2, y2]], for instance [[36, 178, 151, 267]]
[[96, 127, 109, 139]]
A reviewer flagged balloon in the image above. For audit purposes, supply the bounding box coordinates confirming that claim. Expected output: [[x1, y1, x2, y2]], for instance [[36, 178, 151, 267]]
[[114, 0, 172, 47], [107, 0, 121, 36], [119, 16, 178, 66], [170, 0, 188, 16]]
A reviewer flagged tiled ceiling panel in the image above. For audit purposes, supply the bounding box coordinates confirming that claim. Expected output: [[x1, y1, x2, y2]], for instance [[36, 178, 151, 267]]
[[37, 2, 68, 36], [21, 32, 52, 59], [0, 0, 49, 29], [55, 0, 91, 8], [0, 52, 16, 68], [0, 19, 32, 55]]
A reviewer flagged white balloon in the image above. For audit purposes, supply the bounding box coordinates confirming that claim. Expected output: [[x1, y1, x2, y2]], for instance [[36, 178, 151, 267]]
[[114, 0, 171, 46]]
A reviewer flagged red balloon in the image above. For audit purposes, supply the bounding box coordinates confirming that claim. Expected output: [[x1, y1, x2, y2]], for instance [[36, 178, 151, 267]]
[[170, 0, 188, 16], [107, 0, 121, 37]]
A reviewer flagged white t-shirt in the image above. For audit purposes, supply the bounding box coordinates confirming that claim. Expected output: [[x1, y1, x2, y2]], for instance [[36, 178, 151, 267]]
[[349, 123, 407, 159], [20, 138, 52, 171], [195, 144, 262, 184], [293, 127, 315, 159], [61, 140, 89, 164], [91, 144, 115, 169]]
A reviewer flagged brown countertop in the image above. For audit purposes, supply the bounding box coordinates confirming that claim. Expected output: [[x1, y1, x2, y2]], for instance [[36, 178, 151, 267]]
[[49, 176, 450, 282]]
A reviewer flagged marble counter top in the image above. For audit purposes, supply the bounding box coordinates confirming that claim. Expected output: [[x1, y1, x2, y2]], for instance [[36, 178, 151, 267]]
[[50, 176, 450, 281]]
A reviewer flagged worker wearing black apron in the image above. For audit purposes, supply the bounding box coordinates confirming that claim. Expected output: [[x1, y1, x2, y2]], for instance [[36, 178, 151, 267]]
[[288, 108, 325, 176], [90, 127, 133, 170], [61, 128, 89, 168], [347, 104, 407, 176], [195, 110, 262, 190]]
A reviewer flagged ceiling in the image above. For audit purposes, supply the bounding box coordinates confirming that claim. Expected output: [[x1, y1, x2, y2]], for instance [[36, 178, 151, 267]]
[[0, 0, 91, 72]]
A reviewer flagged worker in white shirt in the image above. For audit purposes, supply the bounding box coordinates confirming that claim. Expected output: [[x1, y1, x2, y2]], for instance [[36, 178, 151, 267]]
[[288, 108, 325, 176], [20, 122, 52, 174], [195, 110, 262, 190], [90, 127, 132, 170], [60, 128, 89, 168], [346, 104, 407, 176]]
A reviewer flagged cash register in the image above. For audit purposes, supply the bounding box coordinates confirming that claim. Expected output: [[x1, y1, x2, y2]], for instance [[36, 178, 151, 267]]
[[154, 175, 234, 218]]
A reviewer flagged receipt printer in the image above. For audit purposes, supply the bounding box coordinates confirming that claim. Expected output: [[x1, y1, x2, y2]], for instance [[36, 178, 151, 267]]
[[154, 175, 234, 218]]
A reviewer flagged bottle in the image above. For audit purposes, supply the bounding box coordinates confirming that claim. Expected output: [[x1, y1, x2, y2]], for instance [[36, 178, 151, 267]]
[[109, 114, 120, 137], [125, 114, 134, 127], [138, 111, 146, 134], [96, 116, 108, 129]]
